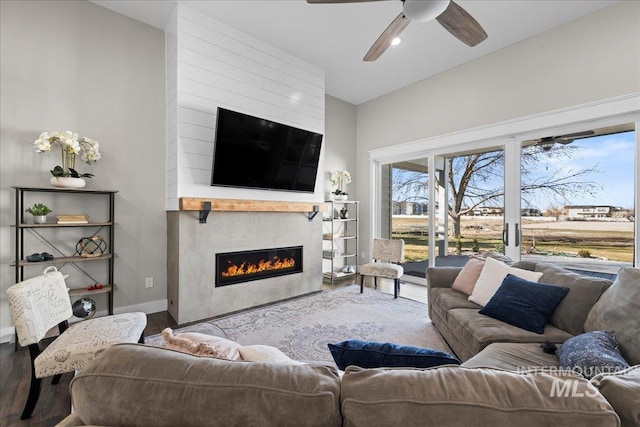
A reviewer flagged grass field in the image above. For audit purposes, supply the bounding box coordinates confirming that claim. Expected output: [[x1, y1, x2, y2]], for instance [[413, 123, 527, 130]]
[[392, 216, 634, 263]]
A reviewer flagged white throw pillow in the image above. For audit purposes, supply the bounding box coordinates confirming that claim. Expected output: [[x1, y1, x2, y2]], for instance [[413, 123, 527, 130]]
[[238, 345, 304, 364], [468, 257, 543, 307]]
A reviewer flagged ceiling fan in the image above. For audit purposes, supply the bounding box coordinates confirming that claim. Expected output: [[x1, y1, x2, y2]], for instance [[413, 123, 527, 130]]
[[534, 130, 595, 151], [307, 0, 488, 61]]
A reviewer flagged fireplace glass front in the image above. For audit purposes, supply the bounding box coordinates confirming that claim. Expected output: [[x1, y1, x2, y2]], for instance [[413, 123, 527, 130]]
[[215, 246, 303, 287]]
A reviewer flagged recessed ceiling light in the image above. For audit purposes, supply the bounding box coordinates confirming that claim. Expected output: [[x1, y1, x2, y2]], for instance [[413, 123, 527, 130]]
[[391, 37, 401, 46]]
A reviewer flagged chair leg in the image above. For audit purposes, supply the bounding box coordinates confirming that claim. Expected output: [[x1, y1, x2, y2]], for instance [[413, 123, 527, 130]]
[[394, 279, 400, 299], [360, 275, 365, 293], [21, 344, 43, 420], [374, 276, 378, 289]]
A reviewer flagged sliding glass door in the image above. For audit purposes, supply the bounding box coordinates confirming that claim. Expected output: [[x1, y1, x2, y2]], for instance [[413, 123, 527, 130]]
[[379, 158, 447, 279], [446, 148, 507, 258], [381, 162, 430, 279], [520, 127, 636, 274], [371, 100, 639, 273], [380, 148, 507, 277]]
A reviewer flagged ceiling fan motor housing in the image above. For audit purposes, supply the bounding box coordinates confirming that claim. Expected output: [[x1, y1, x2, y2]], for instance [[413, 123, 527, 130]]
[[403, 0, 451, 22]]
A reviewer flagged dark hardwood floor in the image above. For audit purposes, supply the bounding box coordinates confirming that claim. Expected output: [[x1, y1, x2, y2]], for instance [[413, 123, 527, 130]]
[[0, 279, 425, 426]]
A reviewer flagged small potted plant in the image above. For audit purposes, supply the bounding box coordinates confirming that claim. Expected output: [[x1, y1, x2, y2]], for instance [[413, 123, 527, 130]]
[[26, 203, 53, 224]]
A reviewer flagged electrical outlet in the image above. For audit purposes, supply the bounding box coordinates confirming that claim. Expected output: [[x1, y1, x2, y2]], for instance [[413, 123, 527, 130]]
[[145, 277, 154, 288]]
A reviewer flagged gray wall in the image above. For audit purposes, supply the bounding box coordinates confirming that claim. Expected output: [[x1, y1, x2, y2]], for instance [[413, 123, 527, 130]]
[[0, 0, 167, 338], [324, 95, 357, 200], [355, 1, 640, 259]]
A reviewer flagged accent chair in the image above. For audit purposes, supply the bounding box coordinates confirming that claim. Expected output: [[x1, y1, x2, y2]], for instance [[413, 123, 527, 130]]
[[359, 239, 405, 298], [6, 267, 147, 419]]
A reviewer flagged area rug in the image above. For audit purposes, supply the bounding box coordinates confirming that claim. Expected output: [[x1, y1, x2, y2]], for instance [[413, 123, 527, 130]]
[[147, 285, 452, 362]]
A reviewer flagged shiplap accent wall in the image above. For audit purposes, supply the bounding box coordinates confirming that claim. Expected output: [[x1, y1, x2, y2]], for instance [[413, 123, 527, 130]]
[[166, 7, 178, 209], [165, 5, 325, 210]]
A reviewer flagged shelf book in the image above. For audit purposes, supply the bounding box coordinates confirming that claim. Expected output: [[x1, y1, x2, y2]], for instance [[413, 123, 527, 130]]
[[57, 215, 89, 224]]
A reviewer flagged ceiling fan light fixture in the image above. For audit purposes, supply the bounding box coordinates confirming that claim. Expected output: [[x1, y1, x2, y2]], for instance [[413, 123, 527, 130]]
[[391, 37, 402, 46], [540, 142, 554, 151], [403, 0, 450, 22]]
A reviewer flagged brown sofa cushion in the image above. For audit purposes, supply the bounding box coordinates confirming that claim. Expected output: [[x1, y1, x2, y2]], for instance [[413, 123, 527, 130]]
[[535, 264, 612, 336], [585, 267, 640, 365], [591, 365, 640, 427], [447, 308, 573, 356], [429, 288, 481, 323], [69, 343, 342, 427], [462, 342, 561, 370], [341, 365, 618, 426]]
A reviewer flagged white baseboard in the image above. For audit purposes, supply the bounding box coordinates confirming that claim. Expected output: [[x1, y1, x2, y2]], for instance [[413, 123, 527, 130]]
[[0, 299, 168, 344]]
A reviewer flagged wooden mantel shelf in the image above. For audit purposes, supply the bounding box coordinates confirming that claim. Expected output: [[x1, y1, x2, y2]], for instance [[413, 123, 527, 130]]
[[179, 198, 329, 223]]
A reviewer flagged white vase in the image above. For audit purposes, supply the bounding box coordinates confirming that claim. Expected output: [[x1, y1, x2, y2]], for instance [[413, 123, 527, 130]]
[[33, 215, 47, 224], [50, 176, 86, 189], [334, 194, 348, 201]]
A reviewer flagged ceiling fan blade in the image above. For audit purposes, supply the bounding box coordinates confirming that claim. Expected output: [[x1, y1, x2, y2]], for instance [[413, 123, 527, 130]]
[[307, 0, 384, 3], [558, 130, 595, 139], [364, 12, 410, 62], [436, 0, 487, 47], [546, 130, 596, 145]]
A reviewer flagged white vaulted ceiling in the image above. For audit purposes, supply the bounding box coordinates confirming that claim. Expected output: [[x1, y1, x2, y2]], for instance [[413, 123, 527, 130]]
[[92, 0, 619, 105]]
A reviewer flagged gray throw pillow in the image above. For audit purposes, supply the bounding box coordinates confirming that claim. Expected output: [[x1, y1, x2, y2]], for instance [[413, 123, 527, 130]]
[[557, 331, 630, 379], [535, 264, 612, 336], [584, 267, 640, 365]]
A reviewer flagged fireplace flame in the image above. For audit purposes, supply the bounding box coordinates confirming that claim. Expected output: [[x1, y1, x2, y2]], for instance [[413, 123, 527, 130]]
[[221, 256, 296, 278]]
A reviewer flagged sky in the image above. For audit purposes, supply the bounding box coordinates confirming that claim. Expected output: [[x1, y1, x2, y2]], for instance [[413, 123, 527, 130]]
[[392, 130, 636, 211], [533, 131, 636, 210]]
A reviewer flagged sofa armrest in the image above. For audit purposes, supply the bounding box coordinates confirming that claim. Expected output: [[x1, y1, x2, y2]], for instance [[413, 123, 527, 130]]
[[427, 267, 462, 322], [427, 267, 462, 290]]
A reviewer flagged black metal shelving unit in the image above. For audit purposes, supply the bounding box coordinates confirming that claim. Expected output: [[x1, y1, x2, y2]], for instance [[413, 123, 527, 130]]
[[12, 186, 118, 315]]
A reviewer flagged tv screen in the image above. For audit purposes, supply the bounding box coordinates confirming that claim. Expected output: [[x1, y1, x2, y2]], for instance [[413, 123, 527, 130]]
[[211, 108, 323, 193]]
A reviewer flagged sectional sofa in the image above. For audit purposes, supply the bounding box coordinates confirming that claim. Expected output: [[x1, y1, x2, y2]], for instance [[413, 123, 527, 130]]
[[428, 260, 639, 426], [56, 262, 639, 426]]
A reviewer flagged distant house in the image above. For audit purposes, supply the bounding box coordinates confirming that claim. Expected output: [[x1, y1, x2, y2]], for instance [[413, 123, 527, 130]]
[[465, 206, 504, 216], [521, 208, 543, 217], [393, 201, 429, 215], [564, 205, 623, 219], [465, 207, 541, 216]]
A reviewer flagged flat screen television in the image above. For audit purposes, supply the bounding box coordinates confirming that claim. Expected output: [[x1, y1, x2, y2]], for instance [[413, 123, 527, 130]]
[[211, 108, 323, 193]]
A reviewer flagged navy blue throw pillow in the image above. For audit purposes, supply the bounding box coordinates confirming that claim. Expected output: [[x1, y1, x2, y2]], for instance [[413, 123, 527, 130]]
[[558, 331, 630, 379], [479, 274, 569, 334], [327, 340, 460, 370]]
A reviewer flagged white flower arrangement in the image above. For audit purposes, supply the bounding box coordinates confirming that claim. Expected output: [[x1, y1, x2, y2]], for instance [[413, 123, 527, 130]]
[[330, 170, 351, 195], [34, 131, 101, 178]]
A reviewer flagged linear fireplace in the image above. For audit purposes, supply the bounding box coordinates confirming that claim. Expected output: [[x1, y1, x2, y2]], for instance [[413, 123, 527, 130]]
[[215, 246, 303, 287]]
